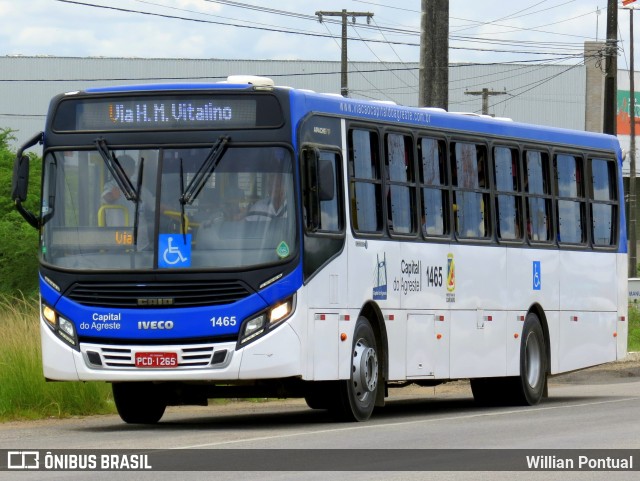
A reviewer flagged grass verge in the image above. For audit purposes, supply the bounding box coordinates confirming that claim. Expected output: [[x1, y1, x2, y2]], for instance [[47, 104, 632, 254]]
[[628, 304, 640, 353], [0, 294, 114, 421]]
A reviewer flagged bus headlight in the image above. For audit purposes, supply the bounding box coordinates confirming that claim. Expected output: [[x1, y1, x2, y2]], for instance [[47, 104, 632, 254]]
[[238, 295, 296, 347], [42, 304, 57, 327], [41, 302, 78, 349]]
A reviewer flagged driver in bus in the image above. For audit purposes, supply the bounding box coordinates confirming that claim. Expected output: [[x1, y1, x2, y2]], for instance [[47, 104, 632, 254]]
[[246, 173, 287, 221]]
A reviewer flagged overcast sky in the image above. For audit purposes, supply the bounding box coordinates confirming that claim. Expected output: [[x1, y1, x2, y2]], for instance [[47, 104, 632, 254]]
[[0, 0, 636, 68]]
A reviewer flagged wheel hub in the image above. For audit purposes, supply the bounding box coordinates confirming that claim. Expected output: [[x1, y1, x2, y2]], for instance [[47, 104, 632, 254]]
[[525, 332, 542, 388], [352, 339, 378, 401]]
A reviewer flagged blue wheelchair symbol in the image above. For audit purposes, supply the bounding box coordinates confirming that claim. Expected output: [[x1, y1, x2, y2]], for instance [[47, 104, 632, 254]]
[[158, 234, 191, 268], [532, 261, 541, 291]]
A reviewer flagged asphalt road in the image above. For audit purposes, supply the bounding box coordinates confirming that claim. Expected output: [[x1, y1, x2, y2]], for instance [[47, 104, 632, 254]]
[[1, 357, 639, 481]]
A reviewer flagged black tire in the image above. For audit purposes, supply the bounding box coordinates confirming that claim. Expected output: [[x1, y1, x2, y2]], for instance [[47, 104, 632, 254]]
[[330, 317, 380, 422], [471, 312, 547, 406], [112, 382, 166, 424], [515, 312, 547, 405]]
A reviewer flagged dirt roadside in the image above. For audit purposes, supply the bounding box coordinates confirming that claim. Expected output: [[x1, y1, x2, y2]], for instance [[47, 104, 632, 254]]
[[547, 351, 640, 385], [392, 351, 640, 398]]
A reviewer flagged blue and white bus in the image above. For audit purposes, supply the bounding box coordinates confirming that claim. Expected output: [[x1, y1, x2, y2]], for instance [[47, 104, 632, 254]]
[[12, 76, 628, 423]]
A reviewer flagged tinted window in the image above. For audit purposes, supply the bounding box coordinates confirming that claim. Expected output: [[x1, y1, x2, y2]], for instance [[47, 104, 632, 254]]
[[452, 142, 489, 238], [349, 129, 382, 233], [555, 154, 586, 244], [494, 146, 522, 240], [386, 133, 416, 235], [524, 150, 552, 242], [590, 158, 617, 246]]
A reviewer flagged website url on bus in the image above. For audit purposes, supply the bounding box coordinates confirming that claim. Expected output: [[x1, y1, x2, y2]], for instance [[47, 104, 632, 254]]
[[340, 102, 431, 124]]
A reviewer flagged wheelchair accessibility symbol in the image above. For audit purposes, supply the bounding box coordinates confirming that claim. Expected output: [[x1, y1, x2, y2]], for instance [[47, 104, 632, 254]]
[[159, 234, 191, 268], [532, 261, 541, 291]]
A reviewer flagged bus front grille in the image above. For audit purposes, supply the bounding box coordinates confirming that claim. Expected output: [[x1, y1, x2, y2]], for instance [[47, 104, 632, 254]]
[[80, 342, 233, 370], [66, 280, 252, 308]]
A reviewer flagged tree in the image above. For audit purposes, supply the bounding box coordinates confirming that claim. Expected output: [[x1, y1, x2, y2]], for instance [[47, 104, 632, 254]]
[[0, 129, 41, 295]]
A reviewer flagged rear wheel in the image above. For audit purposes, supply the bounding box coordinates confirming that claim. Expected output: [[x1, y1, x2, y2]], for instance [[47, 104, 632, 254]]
[[515, 312, 547, 405], [330, 317, 380, 421], [112, 382, 166, 424]]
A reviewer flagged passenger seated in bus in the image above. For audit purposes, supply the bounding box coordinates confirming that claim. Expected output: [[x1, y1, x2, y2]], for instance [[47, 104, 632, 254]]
[[246, 173, 287, 221]]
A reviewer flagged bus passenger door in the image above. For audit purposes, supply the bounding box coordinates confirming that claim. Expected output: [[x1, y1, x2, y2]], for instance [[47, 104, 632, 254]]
[[406, 314, 436, 378], [302, 146, 348, 380]]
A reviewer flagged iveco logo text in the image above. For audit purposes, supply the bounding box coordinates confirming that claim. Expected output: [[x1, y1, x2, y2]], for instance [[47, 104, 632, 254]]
[[138, 321, 174, 330], [137, 298, 174, 306]]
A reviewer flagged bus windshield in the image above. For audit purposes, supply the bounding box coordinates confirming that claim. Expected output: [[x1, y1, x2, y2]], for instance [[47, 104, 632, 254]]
[[41, 145, 296, 271]]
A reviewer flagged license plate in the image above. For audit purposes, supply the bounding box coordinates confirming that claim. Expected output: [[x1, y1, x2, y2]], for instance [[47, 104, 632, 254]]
[[135, 352, 178, 368]]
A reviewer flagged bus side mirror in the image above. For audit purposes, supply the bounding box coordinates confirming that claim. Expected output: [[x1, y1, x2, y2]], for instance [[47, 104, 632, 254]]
[[12, 132, 43, 229], [303, 147, 337, 232], [12, 154, 30, 202]]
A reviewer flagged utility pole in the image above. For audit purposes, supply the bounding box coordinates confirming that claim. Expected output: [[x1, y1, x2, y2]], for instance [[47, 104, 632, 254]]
[[419, 0, 449, 109], [625, 0, 637, 276], [316, 9, 374, 98], [603, 0, 618, 134], [464, 88, 507, 116]]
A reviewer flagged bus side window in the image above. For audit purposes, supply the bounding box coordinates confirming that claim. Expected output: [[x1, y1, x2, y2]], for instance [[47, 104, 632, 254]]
[[590, 158, 617, 246], [419, 137, 449, 237], [524, 150, 552, 242], [451, 141, 489, 238], [555, 153, 587, 245], [494, 146, 523, 241], [348, 129, 383, 233], [385, 132, 416, 235]]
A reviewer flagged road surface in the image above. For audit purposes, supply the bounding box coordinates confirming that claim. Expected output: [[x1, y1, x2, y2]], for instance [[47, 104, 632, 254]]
[[1, 355, 639, 480]]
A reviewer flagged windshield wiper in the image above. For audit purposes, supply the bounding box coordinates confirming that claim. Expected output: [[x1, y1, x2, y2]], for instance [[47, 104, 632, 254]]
[[180, 135, 229, 206], [132, 158, 144, 246], [94, 138, 138, 202], [95, 138, 143, 247], [179, 157, 187, 244]]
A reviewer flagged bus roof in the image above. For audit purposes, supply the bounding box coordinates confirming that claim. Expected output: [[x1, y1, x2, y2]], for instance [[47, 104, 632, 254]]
[[81, 79, 621, 155], [289, 88, 621, 155]]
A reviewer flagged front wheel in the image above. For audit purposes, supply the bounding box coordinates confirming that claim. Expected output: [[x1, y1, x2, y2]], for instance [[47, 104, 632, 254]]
[[330, 317, 380, 422], [112, 382, 166, 424]]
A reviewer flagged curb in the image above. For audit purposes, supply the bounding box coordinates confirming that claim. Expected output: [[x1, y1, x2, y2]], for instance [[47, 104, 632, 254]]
[[617, 351, 640, 363]]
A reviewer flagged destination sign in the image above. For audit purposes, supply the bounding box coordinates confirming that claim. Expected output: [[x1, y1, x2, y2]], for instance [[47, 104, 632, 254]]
[[52, 94, 282, 132]]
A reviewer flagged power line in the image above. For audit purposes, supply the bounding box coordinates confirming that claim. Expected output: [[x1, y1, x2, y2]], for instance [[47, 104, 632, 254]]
[[350, 22, 416, 91], [0, 66, 423, 83], [356, 0, 603, 42], [54, 0, 601, 58]]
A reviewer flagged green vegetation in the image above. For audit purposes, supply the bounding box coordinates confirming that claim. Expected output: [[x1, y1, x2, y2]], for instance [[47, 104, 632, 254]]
[[628, 304, 640, 353], [0, 294, 114, 421], [0, 129, 41, 296]]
